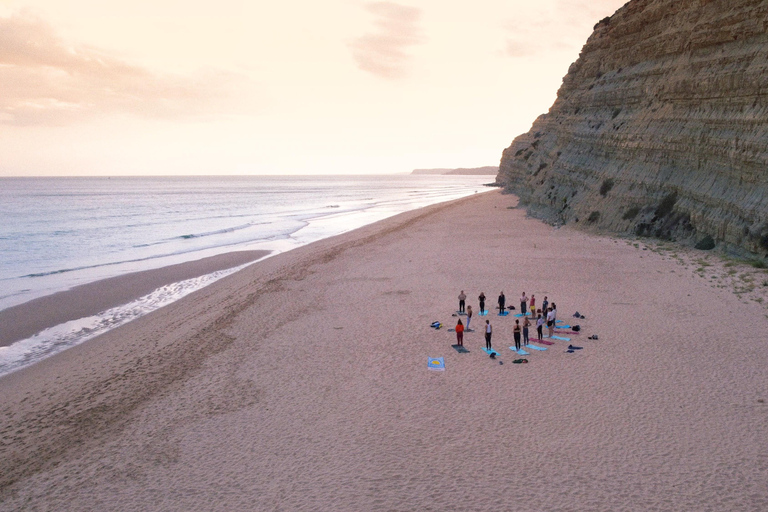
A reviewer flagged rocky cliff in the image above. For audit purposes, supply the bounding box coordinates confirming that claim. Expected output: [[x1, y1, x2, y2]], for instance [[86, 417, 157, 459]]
[[497, 0, 768, 256]]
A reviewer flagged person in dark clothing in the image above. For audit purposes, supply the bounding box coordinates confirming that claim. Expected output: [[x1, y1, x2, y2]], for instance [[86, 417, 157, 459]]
[[522, 316, 530, 346], [513, 319, 522, 350], [458, 290, 466, 313], [478, 292, 486, 314], [536, 314, 544, 340], [498, 291, 506, 314]]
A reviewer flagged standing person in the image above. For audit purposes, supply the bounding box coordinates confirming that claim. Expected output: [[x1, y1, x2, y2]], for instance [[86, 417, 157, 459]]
[[546, 307, 555, 338], [536, 314, 544, 340], [529, 294, 536, 316], [520, 292, 529, 317], [541, 296, 549, 317], [513, 319, 522, 350], [466, 305, 473, 331], [522, 316, 530, 346], [478, 292, 486, 314], [551, 303, 558, 327], [458, 290, 466, 313], [485, 320, 492, 350], [498, 291, 506, 314], [455, 319, 464, 347]]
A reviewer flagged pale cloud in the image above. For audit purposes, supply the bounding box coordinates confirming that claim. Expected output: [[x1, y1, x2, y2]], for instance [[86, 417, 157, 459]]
[[0, 13, 255, 126], [349, 1, 425, 79]]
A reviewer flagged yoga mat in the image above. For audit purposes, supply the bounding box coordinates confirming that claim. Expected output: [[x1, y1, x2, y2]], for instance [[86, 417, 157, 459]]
[[451, 344, 469, 353], [498, 311, 509, 316], [428, 357, 445, 371], [481, 347, 501, 356], [526, 344, 547, 351], [537, 339, 555, 345], [555, 330, 579, 335], [510, 347, 529, 355], [551, 335, 571, 341], [479, 310, 489, 316]]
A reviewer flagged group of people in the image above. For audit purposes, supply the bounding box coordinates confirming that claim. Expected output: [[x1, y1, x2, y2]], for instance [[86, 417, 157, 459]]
[[455, 290, 559, 352]]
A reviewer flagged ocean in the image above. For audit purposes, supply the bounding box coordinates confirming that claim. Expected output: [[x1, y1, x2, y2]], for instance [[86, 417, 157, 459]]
[[0, 175, 492, 375]]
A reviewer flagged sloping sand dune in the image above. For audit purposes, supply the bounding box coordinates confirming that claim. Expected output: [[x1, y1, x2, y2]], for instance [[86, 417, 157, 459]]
[[1, 190, 767, 511]]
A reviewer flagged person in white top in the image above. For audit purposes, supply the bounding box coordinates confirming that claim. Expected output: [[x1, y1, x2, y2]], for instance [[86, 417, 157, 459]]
[[546, 307, 555, 338]]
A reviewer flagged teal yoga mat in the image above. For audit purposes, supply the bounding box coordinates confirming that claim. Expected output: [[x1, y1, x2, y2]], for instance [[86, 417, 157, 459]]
[[482, 347, 501, 356], [551, 335, 571, 341], [526, 344, 547, 351], [510, 346, 529, 355]]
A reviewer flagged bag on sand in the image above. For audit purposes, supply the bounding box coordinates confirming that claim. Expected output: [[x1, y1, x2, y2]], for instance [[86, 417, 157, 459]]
[[512, 358, 528, 364], [572, 325, 581, 332]]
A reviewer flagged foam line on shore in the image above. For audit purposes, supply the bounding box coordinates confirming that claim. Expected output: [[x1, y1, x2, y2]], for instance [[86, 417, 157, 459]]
[[0, 250, 270, 347]]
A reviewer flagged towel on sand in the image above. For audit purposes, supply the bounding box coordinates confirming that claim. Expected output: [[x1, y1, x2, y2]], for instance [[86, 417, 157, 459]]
[[428, 357, 445, 370]]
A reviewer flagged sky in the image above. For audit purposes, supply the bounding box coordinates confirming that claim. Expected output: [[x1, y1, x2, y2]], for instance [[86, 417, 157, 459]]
[[0, 0, 627, 176]]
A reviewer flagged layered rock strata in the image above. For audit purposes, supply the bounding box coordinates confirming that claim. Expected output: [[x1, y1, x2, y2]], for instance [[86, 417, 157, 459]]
[[498, 0, 768, 255]]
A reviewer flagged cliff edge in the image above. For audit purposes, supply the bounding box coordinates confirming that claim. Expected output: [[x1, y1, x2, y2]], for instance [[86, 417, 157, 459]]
[[498, 0, 768, 256]]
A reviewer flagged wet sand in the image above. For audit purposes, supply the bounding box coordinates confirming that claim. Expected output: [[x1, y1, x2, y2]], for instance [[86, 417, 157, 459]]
[[0, 250, 270, 346], [1, 190, 767, 511]]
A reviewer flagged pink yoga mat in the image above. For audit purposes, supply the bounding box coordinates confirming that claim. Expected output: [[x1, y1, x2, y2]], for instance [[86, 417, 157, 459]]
[[537, 339, 555, 345]]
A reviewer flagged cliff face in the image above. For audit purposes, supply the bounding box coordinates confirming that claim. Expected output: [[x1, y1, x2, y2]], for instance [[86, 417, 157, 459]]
[[498, 0, 768, 255]]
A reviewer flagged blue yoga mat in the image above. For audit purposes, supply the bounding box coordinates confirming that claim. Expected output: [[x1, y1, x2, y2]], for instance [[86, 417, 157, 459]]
[[510, 346, 529, 355], [498, 311, 509, 316], [513, 313, 530, 317], [479, 310, 489, 316], [551, 335, 571, 341], [557, 324, 571, 329], [481, 347, 501, 356], [526, 344, 547, 351]]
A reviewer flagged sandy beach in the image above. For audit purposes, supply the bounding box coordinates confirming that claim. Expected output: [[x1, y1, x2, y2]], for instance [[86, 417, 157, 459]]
[[1, 190, 767, 511]]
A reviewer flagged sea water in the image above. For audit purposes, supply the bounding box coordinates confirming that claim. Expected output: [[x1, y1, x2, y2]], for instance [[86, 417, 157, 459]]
[[0, 175, 492, 375]]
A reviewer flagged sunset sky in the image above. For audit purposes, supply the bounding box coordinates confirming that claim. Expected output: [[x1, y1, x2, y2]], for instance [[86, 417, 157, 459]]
[[0, 0, 627, 176]]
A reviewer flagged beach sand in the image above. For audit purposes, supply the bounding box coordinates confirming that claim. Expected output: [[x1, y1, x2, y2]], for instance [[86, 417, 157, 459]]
[[0, 250, 270, 347], [1, 190, 767, 511]]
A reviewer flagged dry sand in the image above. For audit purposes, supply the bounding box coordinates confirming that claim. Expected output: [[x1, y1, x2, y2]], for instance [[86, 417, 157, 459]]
[[1, 190, 767, 511]]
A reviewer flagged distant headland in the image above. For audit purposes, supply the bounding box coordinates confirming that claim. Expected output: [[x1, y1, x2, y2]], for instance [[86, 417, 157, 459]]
[[412, 166, 498, 176]]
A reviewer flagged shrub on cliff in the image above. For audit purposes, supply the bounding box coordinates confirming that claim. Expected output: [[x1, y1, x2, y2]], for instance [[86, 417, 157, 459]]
[[600, 178, 615, 196], [655, 192, 678, 218], [695, 235, 716, 250]]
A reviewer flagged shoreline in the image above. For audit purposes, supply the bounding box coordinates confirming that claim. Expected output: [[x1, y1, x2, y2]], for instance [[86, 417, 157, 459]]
[[2, 190, 766, 510], [0, 250, 270, 347]]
